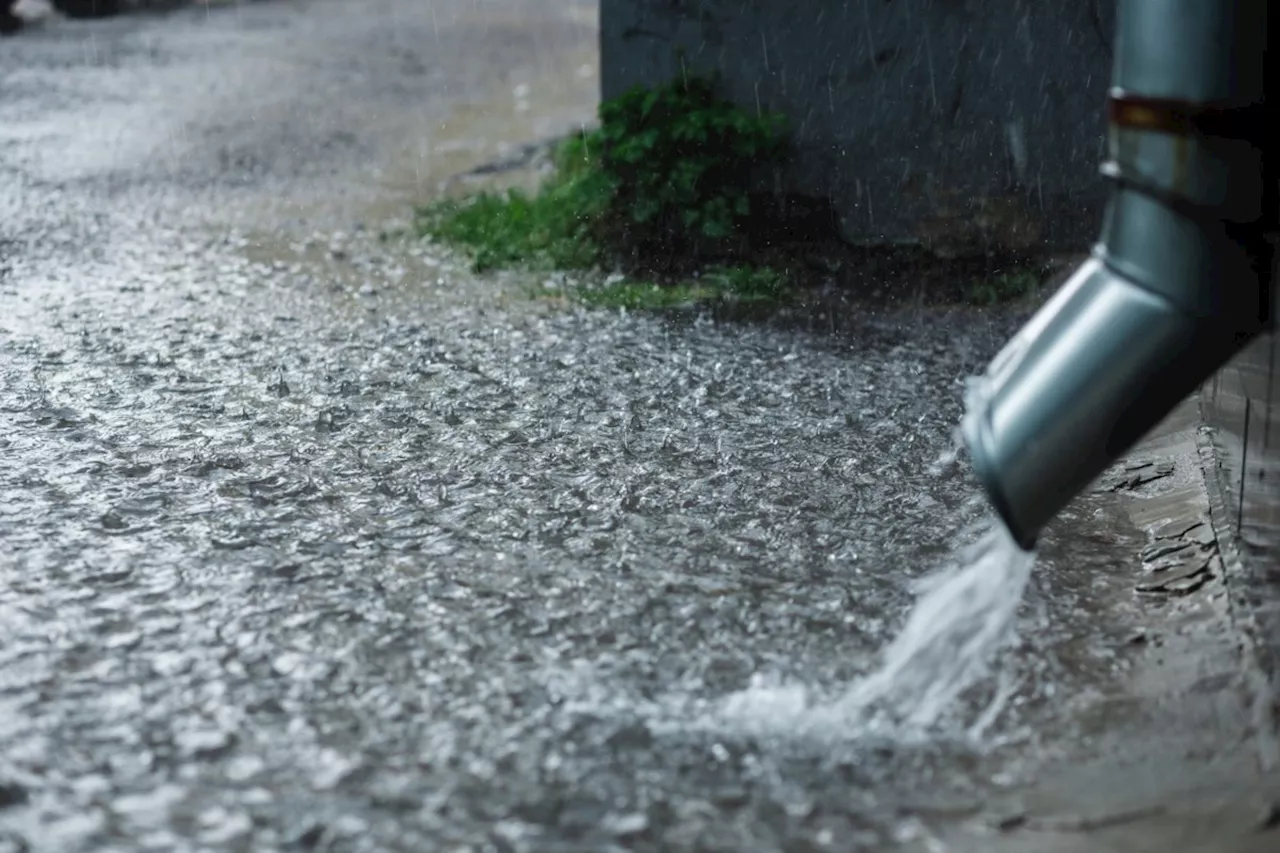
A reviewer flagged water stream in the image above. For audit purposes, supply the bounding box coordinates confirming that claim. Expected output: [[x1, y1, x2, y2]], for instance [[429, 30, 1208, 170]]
[[714, 379, 1036, 741], [836, 523, 1034, 729], [712, 518, 1034, 740], [842, 375, 1034, 731]]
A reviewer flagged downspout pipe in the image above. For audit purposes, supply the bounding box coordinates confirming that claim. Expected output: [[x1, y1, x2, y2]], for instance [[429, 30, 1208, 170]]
[[963, 0, 1276, 550]]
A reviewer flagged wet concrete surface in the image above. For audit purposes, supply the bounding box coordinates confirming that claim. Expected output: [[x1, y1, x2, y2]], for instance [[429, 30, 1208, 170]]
[[1201, 332, 1280, 788], [940, 399, 1280, 853], [2, 2, 1279, 851]]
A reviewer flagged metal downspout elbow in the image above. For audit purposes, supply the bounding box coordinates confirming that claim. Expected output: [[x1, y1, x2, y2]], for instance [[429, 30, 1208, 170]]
[[962, 0, 1275, 550]]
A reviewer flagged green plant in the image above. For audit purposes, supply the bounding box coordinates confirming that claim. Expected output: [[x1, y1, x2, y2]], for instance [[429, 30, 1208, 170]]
[[966, 269, 1041, 306], [597, 76, 788, 248], [698, 264, 788, 300], [572, 264, 790, 311], [575, 279, 716, 310], [416, 138, 610, 272], [416, 75, 790, 274]]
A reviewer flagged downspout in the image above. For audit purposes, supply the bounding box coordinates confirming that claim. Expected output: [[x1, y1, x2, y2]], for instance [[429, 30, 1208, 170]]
[[963, 0, 1276, 550]]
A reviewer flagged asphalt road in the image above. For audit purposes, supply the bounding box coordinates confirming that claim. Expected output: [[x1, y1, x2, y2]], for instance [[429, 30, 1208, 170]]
[[2, 3, 1278, 852]]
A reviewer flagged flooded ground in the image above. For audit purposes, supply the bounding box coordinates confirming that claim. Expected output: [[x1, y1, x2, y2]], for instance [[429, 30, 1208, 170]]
[[2, 2, 1277, 852]]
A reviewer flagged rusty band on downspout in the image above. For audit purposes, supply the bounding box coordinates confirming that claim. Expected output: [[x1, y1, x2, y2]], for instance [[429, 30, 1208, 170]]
[[1107, 87, 1269, 139], [1102, 86, 1276, 325], [1102, 88, 1272, 220]]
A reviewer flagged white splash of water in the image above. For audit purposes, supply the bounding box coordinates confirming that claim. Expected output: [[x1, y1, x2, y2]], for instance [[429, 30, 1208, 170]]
[[715, 523, 1034, 740], [836, 524, 1034, 729], [832, 373, 1034, 731], [612, 375, 1038, 744]]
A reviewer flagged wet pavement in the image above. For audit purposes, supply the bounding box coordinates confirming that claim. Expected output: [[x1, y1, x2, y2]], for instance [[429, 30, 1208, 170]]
[[1201, 332, 1280, 791], [2, 2, 1279, 852]]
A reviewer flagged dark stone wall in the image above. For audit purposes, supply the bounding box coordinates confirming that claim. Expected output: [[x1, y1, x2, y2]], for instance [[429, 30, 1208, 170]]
[[600, 0, 1116, 254]]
